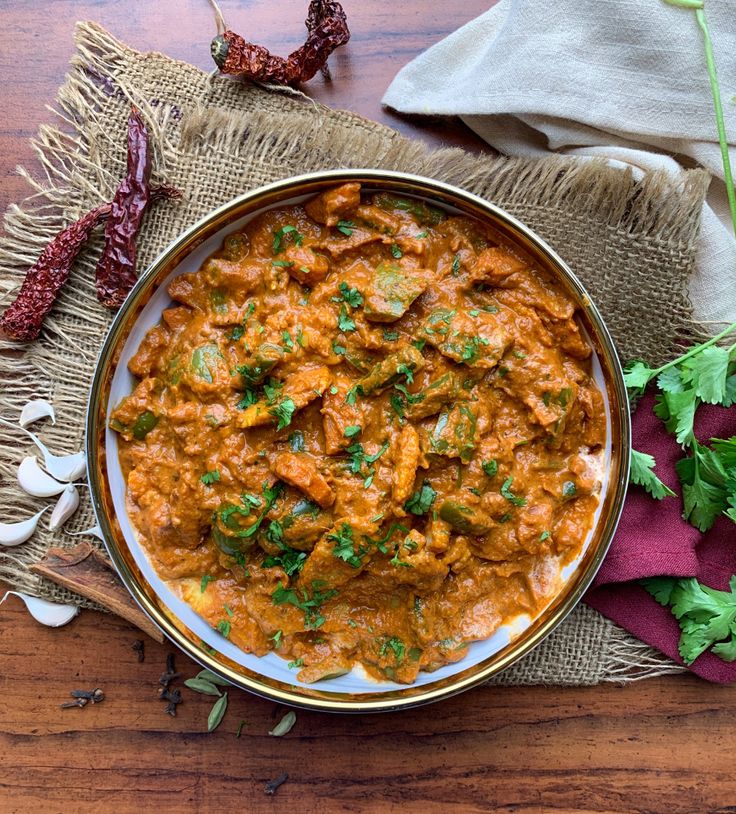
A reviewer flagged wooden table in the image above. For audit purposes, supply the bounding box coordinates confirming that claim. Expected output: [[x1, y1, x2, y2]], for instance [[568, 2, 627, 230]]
[[1, 3, 734, 812]]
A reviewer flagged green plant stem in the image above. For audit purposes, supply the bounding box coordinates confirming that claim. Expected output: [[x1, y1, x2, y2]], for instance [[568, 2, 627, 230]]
[[647, 320, 736, 380], [695, 7, 736, 236]]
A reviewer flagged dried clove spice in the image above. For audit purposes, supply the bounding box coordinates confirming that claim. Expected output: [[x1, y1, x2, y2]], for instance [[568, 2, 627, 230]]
[[211, 0, 349, 86], [158, 653, 182, 716], [132, 639, 145, 663], [60, 687, 104, 709], [264, 773, 289, 796], [159, 653, 180, 687], [160, 687, 182, 717]]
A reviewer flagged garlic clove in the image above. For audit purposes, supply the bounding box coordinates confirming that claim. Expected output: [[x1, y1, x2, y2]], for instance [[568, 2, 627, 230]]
[[0, 417, 86, 482], [48, 484, 80, 531], [0, 591, 79, 627], [19, 399, 56, 429], [67, 524, 104, 540], [17, 456, 67, 497], [0, 507, 51, 547]]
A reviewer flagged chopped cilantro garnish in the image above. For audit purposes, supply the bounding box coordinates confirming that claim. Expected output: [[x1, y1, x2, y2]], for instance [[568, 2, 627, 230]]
[[482, 459, 498, 478], [404, 481, 437, 516], [382, 328, 399, 341], [270, 397, 296, 431], [216, 620, 231, 639], [337, 304, 356, 332], [344, 425, 362, 438], [327, 523, 364, 568], [332, 281, 363, 307], [336, 220, 355, 236], [501, 476, 527, 506], [200, 575, 213, 593], [271, 583, 338, 629], [390, 243, 402, 258], [452, 253, 461, 275], [562, 481, 577, 499], [379, 636, 406, 664], [287, 658, 305, 669], [272, 224, 303, 254], [200, 469, 221, 486]]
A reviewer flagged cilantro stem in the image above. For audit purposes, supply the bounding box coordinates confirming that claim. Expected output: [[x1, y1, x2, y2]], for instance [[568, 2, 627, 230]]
[[650, 319, 736, 380], [695, 8, 736, 236], [664, 1, 736, 236]]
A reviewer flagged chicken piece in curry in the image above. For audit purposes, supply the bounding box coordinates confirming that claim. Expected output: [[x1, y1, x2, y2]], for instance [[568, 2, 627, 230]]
[[111, 182, 606, 684]]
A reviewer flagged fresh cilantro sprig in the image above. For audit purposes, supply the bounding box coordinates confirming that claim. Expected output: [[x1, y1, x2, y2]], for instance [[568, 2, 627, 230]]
[[642, 575, 736, 664], [625, 321, 736, 530], [629, 449, 675, 500], [623, 320, 736, 399]]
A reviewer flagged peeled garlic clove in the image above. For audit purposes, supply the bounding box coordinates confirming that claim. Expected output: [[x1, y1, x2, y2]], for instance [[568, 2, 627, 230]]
[[0, 417, 86, 482], [18, 456, 66, 497], [19, 399, 56, 429], [0, 591, 79, 627], [67, 524, 104, 540], [48, 484, 80, 531], [46, 450, 86, 482], [0, 506, 51, 547]]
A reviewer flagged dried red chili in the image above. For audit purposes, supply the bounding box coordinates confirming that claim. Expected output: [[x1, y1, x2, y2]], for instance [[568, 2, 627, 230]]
[[95, 107, 179, 308], [0, 204, 110, 342], [210, 0, 350, 86]]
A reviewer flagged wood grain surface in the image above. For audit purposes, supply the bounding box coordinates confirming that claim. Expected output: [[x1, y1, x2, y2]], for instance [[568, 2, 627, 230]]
[[1, 2, 735, 813]]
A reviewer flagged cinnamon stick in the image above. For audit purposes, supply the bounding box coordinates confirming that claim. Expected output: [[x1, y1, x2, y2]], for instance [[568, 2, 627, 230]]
[[30, 542, 164, 642]]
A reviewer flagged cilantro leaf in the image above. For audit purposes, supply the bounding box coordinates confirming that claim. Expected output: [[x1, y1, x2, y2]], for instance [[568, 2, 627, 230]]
[[336, 220, 355, 236], [682, 345, 731, 404], [654, 389, 697, 447], [656, 366, 684, 394], [379, 636, 405, 664], [200, 469, 221, 486], [269, 397, 296, 431], [327, 523, 364, 568], [624, 360, 655, 393], [642, 576, 736, 664], [642, 576, 678, 606], [482, 459, 498, 478], [501, 476, 526, 507], [272, 224, 303, 254], [629, 449, 675, 500], [676, 446, 728, 532], [711, 436, 736, 470], [404, 481, 437, 516], [337, 304, 356, 332], [263, 542, 307, 577], [333, 281, 363, 308]]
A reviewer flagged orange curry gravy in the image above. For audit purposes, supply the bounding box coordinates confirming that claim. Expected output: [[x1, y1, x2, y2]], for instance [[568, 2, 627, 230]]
[[111, 183, 606, 684]]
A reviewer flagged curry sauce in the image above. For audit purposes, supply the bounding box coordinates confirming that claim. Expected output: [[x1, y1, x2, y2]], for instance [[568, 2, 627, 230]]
[[111, 183, 606, 684]]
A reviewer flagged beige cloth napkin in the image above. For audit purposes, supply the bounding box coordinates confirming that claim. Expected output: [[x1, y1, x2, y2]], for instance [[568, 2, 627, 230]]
[[383, 0, 736, 328]]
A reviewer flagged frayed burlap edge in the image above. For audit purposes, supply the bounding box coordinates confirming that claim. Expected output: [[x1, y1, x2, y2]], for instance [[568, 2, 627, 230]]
[[0, 21, 697, 681]]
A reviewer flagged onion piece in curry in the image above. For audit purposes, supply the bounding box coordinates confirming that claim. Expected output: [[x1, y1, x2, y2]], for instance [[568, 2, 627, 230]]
[[111, 183, 606, 684]]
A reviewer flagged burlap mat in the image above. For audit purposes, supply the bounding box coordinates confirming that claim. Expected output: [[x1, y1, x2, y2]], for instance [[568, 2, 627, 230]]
[[0, 22, 705, 684]]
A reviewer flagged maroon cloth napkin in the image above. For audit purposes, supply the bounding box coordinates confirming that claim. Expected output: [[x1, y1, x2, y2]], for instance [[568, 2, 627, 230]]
[[585, 392, 736, 683]]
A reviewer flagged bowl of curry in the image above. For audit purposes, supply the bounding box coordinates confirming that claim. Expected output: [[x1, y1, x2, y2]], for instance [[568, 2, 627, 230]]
[[87, 170, 630, 711]]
